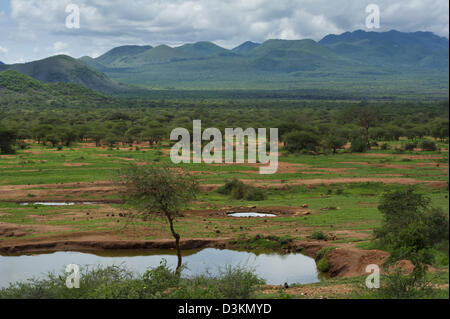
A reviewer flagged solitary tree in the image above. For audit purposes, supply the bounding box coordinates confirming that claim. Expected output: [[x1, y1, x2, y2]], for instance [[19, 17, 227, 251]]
[[117, 165, 198, 273]]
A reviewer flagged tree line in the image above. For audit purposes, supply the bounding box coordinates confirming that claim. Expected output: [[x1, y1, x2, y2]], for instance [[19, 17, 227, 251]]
[[0, 100, 448, 154]]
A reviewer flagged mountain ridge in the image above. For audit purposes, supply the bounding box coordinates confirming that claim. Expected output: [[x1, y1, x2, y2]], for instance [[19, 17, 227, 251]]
[[0, 30, 448, 97]]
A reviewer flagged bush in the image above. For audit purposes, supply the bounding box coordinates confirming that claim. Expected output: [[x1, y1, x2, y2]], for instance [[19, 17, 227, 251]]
[[0, 265, 135, 299], [17, 141, 30, 150], [218, 179, 266, 201], [316, 247, 336, 260], [230, 234, 293, 250], [419, 140, 437, 151], [403, 142, 417, 151], [142, 259, 181, 295], [380, 143, 390, 150], [215, 265, 265, 299], [374, 189, 449, 253], [370, 188, 449, 298], [308, 231, 329, 241], [371, 268, 433, 299], [316, 258, 330, 272], [0, 127, 17, 154], [283, 130, 320, 153], [350, 137, 368, 153]]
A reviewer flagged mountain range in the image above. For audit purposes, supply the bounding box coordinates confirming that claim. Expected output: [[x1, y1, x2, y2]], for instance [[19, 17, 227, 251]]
[[0, 30, 448, 98]]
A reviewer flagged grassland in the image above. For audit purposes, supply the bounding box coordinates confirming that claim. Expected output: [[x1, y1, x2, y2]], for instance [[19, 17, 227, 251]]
[[0, 139, 447, 243], [0, 137, 448, 298]]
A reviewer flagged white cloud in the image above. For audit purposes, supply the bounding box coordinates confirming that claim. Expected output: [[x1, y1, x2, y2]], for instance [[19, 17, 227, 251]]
[[53, 51, 70, 56], [53, 41, 68, 51], [1, 0, 448, 62], [0, 46, 8, 54]]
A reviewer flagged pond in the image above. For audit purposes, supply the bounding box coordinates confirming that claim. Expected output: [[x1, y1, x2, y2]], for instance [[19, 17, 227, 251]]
[[227, 212, 277, 218], [19, 202, 100, 206], [0, 248, 320, 287]]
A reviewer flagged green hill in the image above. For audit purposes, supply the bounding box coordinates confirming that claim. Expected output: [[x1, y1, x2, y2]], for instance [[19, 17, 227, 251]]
[[320, 30, 449, 69], [96, 45, 153, 67], [119, 45, 199, 66], [247, 39, 348, 72], [177, 41, 234, 57], [0, 70, 110, 108], [232, 41, 260, 54], [0, 55, 131, 94]]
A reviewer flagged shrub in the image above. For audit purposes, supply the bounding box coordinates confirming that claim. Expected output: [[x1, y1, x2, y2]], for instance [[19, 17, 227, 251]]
[[142, 259, 181, 295], [419, 140, 437, 151], [0, 127, 17, 154], [350, 137, 368, 153], [316, 258, 330, 272], [374, 189, 449, 253], [283, 130, 320, 153], [316, 247, 336, 260], [370, 188, 449, 298], [218, 179, 266, 201], [217, 179, 243, 195], [215, 265, 265, 299], [371, 268, 433, 299], [403, 142, 417, 151], [380, 143, 390, 150], [308, 231, 329, 241], [17, 141, 30, 150], [230, 234, 293, 250]]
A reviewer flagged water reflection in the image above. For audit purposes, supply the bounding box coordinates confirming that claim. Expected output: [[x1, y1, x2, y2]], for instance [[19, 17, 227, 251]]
[[0, 248, 319, 287]]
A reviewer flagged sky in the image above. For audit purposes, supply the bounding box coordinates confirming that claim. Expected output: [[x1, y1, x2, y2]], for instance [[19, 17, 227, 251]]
[[0, 0, 448, 64]]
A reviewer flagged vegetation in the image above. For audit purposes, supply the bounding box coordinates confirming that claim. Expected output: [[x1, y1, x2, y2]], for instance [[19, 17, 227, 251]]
[[74, 31, 449, 100], [308, 231, 329, 241], [217, 179, 266, 201], [229, 234, 293, 250], [117, 165, 198, 272], [0, 52, 448, 300], [370, 189, 449, 298], [0, 125, 16, 154], [0, 71, 448, 155], [0, 262, 264, 299]]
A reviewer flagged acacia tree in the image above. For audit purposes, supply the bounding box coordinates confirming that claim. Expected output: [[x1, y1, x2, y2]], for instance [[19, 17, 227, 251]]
[[0, 126, 17, 154], [117, 165, 198, 273], [340, 104, 381, 148]]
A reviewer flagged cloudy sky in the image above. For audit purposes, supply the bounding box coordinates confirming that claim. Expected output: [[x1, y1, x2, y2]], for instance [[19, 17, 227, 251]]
[[0, 0, 448, 64]]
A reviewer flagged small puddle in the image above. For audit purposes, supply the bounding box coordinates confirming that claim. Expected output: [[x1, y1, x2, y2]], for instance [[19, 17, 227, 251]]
[[19, 202, 100, 206], [0, 248, 319, 287], [228, 212, 277, 218]]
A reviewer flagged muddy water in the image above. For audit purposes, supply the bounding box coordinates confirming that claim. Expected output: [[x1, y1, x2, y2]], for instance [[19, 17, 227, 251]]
[[0, 248, 319, 287]]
